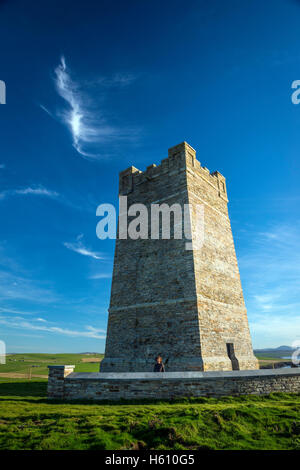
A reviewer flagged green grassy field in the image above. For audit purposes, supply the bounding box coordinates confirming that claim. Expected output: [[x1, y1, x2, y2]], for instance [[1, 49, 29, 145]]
[[0, 378, 299, 450], [0, 353, 299, 450], [1, 353, 103, 376]]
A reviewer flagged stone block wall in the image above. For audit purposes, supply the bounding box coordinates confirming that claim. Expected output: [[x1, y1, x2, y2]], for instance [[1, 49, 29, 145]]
[[186, 149, 257, 370], [101, 142, 258, 372], [102, 143, 202, 372], [47, 365, 75, 398], [47, 366, 300, 401]]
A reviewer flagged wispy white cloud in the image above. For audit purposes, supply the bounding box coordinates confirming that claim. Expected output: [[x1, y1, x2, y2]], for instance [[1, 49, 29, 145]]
[[0, 184, 98, 214], [0, 245, 107, 342], [0, 269, 59, 303], [0, 186, 59, 201], [238, 222, 300, 348], [6, 334, 46, 341], [250, 313, 300, 348], [89, 273, 111, 279], [40, 56, 138, 159], [0, 307, 34, 316], [39, 104, 54, 118], [90, 72, 138, 88], [0, 314, 106, 339], [253, 294, 281, 312], [64, 234, 105, 260], [15, 187, 58, 197]]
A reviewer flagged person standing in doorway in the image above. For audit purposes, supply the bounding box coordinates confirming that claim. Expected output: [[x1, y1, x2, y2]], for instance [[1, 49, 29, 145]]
[[153, 355, 165, 372]]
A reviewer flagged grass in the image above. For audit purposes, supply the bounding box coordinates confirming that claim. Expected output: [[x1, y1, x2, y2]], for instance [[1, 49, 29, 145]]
[[0, 378, 300, 450], [1, 353, 103, 377], [0, 353, 299, 450]]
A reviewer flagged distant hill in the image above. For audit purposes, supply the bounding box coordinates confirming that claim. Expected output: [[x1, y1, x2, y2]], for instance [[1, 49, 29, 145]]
[[79, 352, 102, 355], [254, 345, 293, 352]]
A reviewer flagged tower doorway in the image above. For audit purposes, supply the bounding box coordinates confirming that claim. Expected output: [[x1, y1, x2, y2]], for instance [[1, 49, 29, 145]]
[[226, 343, 240, 371]]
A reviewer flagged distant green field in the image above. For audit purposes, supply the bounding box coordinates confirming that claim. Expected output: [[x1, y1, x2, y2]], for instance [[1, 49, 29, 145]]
[[0, 378, 299, 450], [1, 353, 104, 376], [254, 350, 292, 360]]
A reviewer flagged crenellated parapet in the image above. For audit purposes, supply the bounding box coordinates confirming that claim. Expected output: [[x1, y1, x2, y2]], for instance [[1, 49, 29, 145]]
[[119, 142, 228, 201]]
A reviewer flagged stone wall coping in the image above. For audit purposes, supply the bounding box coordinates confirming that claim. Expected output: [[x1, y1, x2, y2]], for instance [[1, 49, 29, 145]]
[[48, 365, 75, 369], [65, 368, 300, 381]]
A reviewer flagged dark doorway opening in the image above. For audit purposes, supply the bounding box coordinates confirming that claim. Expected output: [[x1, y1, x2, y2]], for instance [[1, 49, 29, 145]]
[[226, 343, 240, 371]]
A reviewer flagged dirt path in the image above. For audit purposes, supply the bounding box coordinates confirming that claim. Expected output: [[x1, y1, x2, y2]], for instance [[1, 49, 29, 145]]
[[81, 357, 101, 363], [0, 372, 47, 379]]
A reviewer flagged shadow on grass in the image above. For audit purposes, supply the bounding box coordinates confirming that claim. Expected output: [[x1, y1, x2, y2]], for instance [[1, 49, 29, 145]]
[[0, 380, 47, 398]]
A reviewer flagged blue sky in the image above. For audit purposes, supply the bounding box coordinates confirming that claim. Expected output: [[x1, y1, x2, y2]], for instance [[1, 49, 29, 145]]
[[0, 0, 300, 352]]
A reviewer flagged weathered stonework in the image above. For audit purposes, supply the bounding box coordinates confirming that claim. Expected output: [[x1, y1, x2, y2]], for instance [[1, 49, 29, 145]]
[[47, 367, 300, 401], [47, 365, 75, 399], [101, 142, 258, 372]]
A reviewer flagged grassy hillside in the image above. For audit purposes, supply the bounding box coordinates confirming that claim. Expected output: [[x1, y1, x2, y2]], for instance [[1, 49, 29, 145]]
[[0, 378, 299, 450], [1, 353, 103, 377], [254, 349, 293, 360]]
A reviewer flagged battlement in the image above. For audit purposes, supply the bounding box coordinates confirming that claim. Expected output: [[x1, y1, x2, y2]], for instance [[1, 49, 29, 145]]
[[119, 142, 228, 201]]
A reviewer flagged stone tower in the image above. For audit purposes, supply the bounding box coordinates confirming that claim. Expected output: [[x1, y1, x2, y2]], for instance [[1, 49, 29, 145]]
[[101, 142, 258, 372]]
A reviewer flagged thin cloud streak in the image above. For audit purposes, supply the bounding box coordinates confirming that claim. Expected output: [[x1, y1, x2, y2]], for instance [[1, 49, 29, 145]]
[[0, 184, 98, 214], [39, 104, 55, 118], [89, 72, 138, 88], [250, 313, 300, 347], [64, 235, 106, 260], [0, 315, 106, 339], [0, 307, 35, 316], [0, 186, 59, 201], [238, 222, 300, 348], [0, 269, 59, 303], [89, 273, 112, 279]]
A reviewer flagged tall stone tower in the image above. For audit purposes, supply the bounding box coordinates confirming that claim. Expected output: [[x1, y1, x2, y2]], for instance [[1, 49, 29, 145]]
[[101, 142, 258, 372]]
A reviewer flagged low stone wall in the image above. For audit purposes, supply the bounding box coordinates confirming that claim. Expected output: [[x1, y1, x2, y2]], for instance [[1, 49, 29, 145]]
[[47, 366, 300, 400]]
